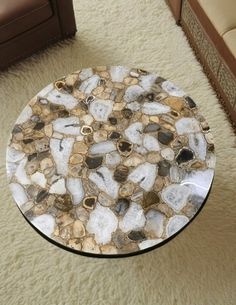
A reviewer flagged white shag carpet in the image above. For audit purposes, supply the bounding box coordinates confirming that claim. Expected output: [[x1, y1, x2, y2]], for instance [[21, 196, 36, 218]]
[[0, 1, 235, 304]]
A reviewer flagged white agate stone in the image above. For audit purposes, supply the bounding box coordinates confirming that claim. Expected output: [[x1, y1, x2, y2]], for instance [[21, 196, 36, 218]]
[[32, 214, 55, 236], [82, 114, 93, 125], [134, 145, 148, 155], [15, 158, 31, 185], [161, 148, 175, 161], [86, 204, 118, 244], [143, 134, 160, 151], [6, 147, 25, 163], [142, 102, 171, 115], [89, 141, 116, 154], [105, 151, 121, 167], [110, 66, 129, 82], [162, 80, 185, 97], [16, 105, 32, 124], [119, 202, 146, 233], [79, 68, 93, 81], [161, 184, 191, 212], [37, 83, 53, 98], [166, 215, 189, 237], [47, 89, 78, 110], [188, 133, 207, 160], [89, 99, 114, 122], [50, 138, 74, 175], [127, 101, 141, 111], [79, 75, 100, 94], [52, 117, 81, 136], [6, 162, 18, 179], [66, 178, 84, 205], [175, 118, 200, 135], [124, 85, 145, 102], [9, 183, 28, 207], [181, 169, 214, 200], [31, 172, 47, 188], [139, 239, 163, 250], [205, 132, 214, 144], [145, 209, 165, 237], [170, 166, 186, 183], [89, 167, 119, 199], [49, 178, 66, 194], [139, 73, 157, 91], [128, 162, 157, 191], [125, 122, 143, 145], [206, 153, 216, 169]]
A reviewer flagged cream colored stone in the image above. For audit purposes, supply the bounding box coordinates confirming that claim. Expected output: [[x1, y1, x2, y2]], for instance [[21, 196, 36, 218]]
[[104, 88, 112, 93], [73, 90, 86, 100], [69, 154, 83, 164], [154, 176, 164, 192], [162, 123, 175, 132], [103, 124, 116, 131], [40, 158, 53, 171], [60, 224, 73, 240], [96, 92, 110, 99], [100, 245, 118, 254], [150, 116, 160, 123], [99, 71, 110, 78], [68, 239, 82, 250], [114, 82, 125, 89], [42, 108, 51, 116], [93, 130, 108, 143], [124, 77, 139, 85], [113, 102, 125, 111], [146, 152, 161, 163], [105, 80, 113, 88], [98, 192, 114, 207], [164, 97, 184, 112], [14, 133, 24, 141], [73, 220, 85, 238], [56, 213, 74, 227], [65, 74, 78, 87], [96, 66, 107, 72], [82, 237, 100, 254], [92, 86, 104, 95], [21, 201, 34, 213], [205, 132, 214, 144], [73, 142, 88, 154], [33, 204, 47, 215], [82, 114, 94, 125], [44, 124, 53, 137], [53, 226, 60, 237], [31, 104, 42, 115], [119, 181, 135, 197], [142, 115, 150, 125], [123, 153, 145, 167], [52, 132, 63, 139]]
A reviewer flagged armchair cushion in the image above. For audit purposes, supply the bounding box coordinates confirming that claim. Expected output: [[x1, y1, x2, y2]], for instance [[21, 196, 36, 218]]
[[0, 0, 53, 43]]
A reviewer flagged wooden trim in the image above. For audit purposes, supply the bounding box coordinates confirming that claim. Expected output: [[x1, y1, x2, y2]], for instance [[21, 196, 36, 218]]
[[181, 18, 236, 132], [187, 0, 236, 78]]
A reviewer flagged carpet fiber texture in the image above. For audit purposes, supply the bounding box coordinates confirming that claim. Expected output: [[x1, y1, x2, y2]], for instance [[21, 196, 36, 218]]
[[0, 1, 235, 304]]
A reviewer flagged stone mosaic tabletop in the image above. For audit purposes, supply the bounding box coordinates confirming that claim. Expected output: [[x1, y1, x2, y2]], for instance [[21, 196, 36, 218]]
[[6, 66, 216, 257]]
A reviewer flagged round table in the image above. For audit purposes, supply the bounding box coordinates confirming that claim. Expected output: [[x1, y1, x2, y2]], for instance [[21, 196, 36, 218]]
[[6, 66, 216, 257]]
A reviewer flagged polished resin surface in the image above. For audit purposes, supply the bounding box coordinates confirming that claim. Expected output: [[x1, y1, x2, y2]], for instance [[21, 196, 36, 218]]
[[6, 66, 215, 257]]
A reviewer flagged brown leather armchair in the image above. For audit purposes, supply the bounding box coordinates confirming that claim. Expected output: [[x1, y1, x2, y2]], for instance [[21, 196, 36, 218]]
[[0, 0, 77, 70]]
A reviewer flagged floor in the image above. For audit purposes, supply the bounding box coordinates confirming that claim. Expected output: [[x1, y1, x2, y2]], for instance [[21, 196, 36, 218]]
[[0, 0, 235, 304]]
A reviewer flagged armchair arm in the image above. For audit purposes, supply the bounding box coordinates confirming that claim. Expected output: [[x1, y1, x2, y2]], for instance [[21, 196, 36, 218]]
[[51, 0, 77, 37]]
